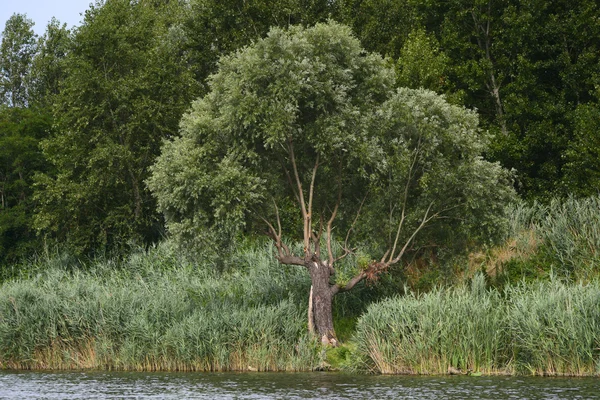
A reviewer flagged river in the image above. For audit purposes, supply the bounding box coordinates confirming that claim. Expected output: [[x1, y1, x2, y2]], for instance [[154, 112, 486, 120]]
[[0, 371, 598, 399]]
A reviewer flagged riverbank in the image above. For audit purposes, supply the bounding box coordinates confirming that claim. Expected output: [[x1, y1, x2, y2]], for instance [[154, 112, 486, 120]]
[[1, 243, 599, 376]]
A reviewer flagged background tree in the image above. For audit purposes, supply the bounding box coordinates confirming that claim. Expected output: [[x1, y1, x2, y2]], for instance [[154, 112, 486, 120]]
[[34, 0, 200, 253], [562, 89, 600, 196], [182, 0, 333, 92], [395, 28, 454, 97], [0, 106, 51, 266], [337, 0, 422, 59], [27, 18, 71, 107], [336, 0, 600, 199], [0, 13, 37, 107], [148, 22, 515, 344]]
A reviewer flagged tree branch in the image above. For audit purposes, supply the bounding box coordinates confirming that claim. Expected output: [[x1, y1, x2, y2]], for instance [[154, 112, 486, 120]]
[[306, 154, 319, 256], [389, 201, 436, 265], [288, 138, 310, 256], [335, 191, 369, 264], [278, 153, 301, 205], [332, 271, 366, 294], [326, 194, 341, 267], [258, 206, 303, 267], [388, 136, 421, 263]]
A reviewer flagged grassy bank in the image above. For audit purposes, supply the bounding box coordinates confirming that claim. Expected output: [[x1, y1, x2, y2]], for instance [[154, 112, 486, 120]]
[[352, 274, 600, 376], [3, 196, 600, 374], [478, 196, 600, 285], [0, 243, 320, 371]]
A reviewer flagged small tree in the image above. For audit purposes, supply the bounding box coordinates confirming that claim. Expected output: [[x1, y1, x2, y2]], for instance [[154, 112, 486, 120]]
[[148, 22, 515, 344]]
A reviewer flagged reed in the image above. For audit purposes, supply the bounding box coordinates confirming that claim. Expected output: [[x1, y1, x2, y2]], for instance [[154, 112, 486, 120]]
[[352, 276, 600, 376], [0, 242, 319, 371], [481, 196, 600, 284]]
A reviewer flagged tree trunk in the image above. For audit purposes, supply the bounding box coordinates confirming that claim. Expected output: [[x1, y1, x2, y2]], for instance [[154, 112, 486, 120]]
[[307, 260, 337, 346]]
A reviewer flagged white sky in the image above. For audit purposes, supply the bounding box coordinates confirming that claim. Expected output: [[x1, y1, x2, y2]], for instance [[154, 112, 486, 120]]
[[0, 0, 94, 36]]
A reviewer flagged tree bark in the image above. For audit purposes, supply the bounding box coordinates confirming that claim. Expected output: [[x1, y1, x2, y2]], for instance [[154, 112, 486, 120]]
[[307, 259, 337, 346], [308, 285, 315, 337]]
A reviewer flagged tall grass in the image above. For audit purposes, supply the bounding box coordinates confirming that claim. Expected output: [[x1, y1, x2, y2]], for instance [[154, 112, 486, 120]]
[[483, 195, 600, 283], [0, 241, 320, 371], [537, 196, 600, 279], [353, 276, 600, 376]]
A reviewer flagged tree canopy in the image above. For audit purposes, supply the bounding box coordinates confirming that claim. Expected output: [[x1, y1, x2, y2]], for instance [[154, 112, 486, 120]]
[[33, 0, 200, 253], [148, 22, 515, 341], [0, 14, 37, 107]]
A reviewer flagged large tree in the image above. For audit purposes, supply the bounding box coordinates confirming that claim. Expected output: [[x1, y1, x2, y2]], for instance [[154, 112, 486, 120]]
[[34, 0, 199, 253], [148, 22, 515, 344]]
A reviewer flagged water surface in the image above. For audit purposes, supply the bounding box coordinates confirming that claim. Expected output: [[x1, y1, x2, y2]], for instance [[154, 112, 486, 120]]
[[0, 371, 598, 399]]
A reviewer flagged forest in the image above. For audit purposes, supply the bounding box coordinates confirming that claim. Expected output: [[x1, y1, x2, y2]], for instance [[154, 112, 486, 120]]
[[1, 0, 600, 375]]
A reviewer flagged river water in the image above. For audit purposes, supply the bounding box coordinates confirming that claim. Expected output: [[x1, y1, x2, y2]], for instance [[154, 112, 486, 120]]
[[0, 371, 598, 399]]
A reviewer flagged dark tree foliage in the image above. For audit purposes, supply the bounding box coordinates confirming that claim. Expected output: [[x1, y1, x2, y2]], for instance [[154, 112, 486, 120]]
[[0, 106, 51, 265], [34, 0, 200, 253], [336, 0, 600, 199], [182, 0, 334, 92]]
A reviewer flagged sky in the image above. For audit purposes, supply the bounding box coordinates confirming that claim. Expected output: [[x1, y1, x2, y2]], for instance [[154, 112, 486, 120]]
[[0, 0, 93, 36]]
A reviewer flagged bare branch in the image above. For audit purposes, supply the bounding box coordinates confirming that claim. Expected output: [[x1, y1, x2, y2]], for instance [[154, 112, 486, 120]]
[[389, 201, 436, 265], [278, 254, 306, 266], [343, 191, 369, 253], [379, 249, 391, 264], [311, 214, 324, 258], [326, 200, 340, 267], [306, 154, 320, 256], [388, 136, 421, 263], [280, 157, 301, 205], [273, 199, 282, 239], [288, 138, 310, 255], [308, 154, 319, 220], [388, 212, 406, 264], [258, 206, 302, 267]]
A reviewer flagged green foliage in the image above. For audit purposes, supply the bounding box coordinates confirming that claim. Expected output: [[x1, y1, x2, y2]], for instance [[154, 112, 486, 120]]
[[507, 280, 600, 375], [0, 106, 51, 266], [27, 18, 71, 107], [34, 0, 200, 254], [336, 0, 600, 199], [182, 0, 333, 90], [149, 22, 514, 273], [337, 0, 423, 58], [563, 99, 600, 195], [353, 274, 508, 374], [353, 276, 600, 376], [149, 21, 391, 251], [0, 14, 37, 107], [395, 28, 449, 93], [531, 197, 600, 280], [493, 197, 600, 284]]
